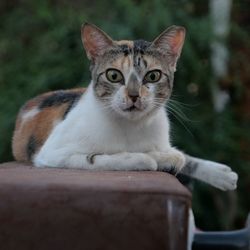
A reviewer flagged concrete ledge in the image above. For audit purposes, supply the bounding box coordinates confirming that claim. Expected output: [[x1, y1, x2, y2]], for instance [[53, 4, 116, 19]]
[[0, 162, 191, 250]]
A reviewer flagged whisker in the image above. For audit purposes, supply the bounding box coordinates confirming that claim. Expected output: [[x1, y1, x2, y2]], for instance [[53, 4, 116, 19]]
[[168, 99, 198, 109], [98, 97, 195, 137], [98, 104, 114, 112], [167, 104, 193, 122], [166, 108, 194, 137], [153, 98, 195, 136]]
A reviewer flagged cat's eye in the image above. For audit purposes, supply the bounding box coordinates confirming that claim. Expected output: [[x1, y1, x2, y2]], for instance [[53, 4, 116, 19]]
[[106, 69, 123, 83], [144, 70, 162, 83]]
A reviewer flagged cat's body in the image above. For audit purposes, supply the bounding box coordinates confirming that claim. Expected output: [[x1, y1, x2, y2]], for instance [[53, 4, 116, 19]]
[[13, 86, 181, 170], [12, 23, 238, 191]]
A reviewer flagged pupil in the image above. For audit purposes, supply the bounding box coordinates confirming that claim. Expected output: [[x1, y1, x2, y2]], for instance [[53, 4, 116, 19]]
[[112, 73, 117, 80], [150, 73, 156, 81]]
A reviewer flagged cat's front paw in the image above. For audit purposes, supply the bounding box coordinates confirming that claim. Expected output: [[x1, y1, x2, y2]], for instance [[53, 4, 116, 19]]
[[148, 149, 186, 174], [210, 163, 238, 191], [134, 153, 158, 171]]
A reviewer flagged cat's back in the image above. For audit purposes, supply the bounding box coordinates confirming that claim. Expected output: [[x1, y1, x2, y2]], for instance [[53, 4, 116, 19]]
[[12, 88, 86, 162]]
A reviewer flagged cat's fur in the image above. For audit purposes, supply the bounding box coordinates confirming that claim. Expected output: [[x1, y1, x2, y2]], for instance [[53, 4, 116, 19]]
[[12, 23, 238, 191]]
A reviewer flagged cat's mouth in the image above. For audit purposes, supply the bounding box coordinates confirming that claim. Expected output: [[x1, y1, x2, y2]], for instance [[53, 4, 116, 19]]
[[124, 105, 138, 112]]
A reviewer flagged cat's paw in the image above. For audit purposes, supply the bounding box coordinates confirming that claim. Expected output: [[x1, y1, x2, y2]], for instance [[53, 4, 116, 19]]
[[209, 163, 238, 191], [130, 153, 158, 171], [148, 149, 186, 174]]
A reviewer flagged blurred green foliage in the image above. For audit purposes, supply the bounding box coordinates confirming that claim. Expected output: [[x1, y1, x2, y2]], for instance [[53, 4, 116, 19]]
[[0, 0, 249, 230]]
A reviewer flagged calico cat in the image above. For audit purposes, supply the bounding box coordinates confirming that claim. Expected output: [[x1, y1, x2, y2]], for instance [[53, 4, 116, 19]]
[[12, 23, 238, 191]]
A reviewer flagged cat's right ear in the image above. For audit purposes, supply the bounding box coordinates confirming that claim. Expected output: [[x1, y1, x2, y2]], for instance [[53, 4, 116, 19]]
[[81, 23, 114, 62]]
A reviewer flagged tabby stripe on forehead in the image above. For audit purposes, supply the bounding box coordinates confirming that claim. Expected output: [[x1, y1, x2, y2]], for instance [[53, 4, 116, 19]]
[[118, 40, 151, 56], [133, 40, 151, 69], [142, 57, 147, 68], [137, 57, 141, 67], [119, 44, 131, 56]]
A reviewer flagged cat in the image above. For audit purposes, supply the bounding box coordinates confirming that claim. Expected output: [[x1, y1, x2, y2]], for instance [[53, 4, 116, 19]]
[[12, 23, 238, 191]]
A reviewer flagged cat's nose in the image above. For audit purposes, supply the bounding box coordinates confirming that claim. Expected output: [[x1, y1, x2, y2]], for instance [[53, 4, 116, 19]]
[[128, 93, 139, 103]]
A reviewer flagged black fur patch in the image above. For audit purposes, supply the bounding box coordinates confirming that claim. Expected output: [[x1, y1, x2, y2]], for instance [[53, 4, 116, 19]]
[[39, 91, 81, 109], [62, 97, 80, 119], [118, 40, 151, 56], [27, 135, 36, 160], [133, 40, 151, 54], [39, 91, 82, 119], [119, 44, 131, 56], [181, 161, 199, 176]]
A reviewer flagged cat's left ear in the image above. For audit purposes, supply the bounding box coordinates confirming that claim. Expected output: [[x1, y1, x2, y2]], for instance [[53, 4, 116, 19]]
[[152, 26, 186, 71], [81, 23, 114, 62]]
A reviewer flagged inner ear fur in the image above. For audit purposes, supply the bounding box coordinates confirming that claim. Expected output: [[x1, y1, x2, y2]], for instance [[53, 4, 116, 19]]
[[81, 23, 114, 61], [152, 25, 186, 69]]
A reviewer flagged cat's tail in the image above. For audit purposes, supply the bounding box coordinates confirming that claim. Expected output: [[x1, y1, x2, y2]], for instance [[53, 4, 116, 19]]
[[180, 154, 238, 191]]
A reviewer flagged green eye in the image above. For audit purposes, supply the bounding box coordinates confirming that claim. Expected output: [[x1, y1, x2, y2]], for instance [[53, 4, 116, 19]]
[[144, 70, 161, 83], [106, 69, 123, 83]]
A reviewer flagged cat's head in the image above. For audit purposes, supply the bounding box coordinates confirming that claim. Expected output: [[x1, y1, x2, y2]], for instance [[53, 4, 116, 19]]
[[81, 23, 185, 120]]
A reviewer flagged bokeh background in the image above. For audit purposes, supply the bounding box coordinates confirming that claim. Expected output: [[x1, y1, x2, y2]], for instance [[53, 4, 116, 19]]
[[0, 0, 249, 230]]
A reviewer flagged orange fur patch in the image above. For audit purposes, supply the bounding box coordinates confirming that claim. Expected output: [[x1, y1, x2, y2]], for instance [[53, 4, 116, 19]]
[[139, 86, 149, 97], [12, 88, 86, 162], [115, 40, 133, 47]]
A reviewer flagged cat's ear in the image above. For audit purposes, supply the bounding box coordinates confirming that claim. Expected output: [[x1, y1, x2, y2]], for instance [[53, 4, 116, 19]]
[[152, 26, 186, 70], [81, 23, 114, 61]]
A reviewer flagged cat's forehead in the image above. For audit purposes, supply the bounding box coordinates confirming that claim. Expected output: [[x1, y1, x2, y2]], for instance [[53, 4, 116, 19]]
[[116, 40, 134, 47], [115, 39, 152, 55], [100, 39, 163, 72]]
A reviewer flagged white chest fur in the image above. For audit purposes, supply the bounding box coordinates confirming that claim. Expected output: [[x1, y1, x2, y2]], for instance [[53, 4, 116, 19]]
[[38, 84, 171, 158]]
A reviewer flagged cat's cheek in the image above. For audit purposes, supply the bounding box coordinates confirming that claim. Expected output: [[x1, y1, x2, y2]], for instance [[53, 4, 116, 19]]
[[139, 96, 153, 110], [137, 100, 148, 111], [112, 88, 130, 110], [146, 83, 157, 94], [111, 96, 127, 116]]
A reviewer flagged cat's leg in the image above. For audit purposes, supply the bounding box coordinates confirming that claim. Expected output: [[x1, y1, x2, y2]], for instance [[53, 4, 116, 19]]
[[34, 148, 157, 171], [180, 155, 238, 191], [148, 148, 186, 174]]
